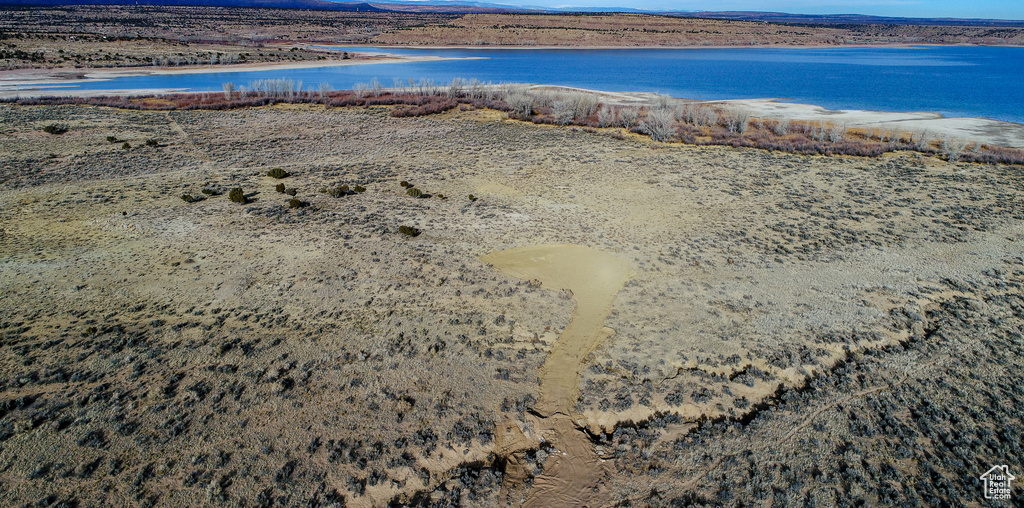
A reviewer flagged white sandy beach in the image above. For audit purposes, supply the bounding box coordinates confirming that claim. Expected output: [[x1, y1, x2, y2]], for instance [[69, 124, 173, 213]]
[[538, 85, 1024, 148], [0, 54, 475, 98]]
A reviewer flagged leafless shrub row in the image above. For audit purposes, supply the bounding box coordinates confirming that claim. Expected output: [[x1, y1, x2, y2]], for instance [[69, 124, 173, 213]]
[[8, 79, 1017, 164]]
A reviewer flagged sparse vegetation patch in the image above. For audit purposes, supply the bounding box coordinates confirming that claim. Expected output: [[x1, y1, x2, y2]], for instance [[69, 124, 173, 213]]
[[42, 123, 67, 135], [228, 187, 246, 204]]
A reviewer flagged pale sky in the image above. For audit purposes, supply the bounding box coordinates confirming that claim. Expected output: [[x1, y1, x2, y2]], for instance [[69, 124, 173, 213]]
[[528, 0, 1024, 20]]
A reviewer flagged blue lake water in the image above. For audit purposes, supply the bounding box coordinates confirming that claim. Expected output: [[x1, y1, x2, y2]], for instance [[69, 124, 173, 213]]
[[30, 45, 1024, 124]]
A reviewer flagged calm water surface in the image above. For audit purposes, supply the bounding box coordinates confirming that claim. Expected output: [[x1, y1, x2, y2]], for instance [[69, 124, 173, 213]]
[[33, 46, 1024, 123]]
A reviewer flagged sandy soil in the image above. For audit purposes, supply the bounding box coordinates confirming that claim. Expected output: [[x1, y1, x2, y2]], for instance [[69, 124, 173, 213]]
[[482, 245, 632, 507], [0, 103, 1022, 507], [482, 245, 633, 417], [726, 98, 1024, 148]]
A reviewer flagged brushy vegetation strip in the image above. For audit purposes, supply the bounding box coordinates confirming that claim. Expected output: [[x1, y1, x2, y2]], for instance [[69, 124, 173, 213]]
[[10, 78, 1024, 165]]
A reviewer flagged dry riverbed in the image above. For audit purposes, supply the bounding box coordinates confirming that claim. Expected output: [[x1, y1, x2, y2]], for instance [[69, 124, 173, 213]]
[[0, 103, 1022, 506]]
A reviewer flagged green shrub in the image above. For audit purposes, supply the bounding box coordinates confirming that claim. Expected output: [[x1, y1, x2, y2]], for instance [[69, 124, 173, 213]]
[[106, 135, 118, 143], [228, 187, 246, 204], [288, 198, 308, 209], [275, 183, 286, 193], [201, 187, 217, 195], [146, 139, 159, 147], [285, 188, 297, 196], [121, 142, 131, 150], [42, 124, 67, 135], [267, 167, 289, 179], [326, 185, 349, 198], [180, 194, 200, 203], [468, 194, 478, 202], [353, 185, 366, 193], [398, 225, 421, 237], [406, 187, 423, 198], [400, 181, 410, 188]]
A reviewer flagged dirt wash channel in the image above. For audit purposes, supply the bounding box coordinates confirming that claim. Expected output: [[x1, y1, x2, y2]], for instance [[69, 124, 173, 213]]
[[481, 244, 634, 507]]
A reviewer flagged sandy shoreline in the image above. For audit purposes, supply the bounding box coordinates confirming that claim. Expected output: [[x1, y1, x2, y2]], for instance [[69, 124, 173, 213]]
[[0, 54, 475, 94], [2, 53, 1021, 148], [725, 98, 1024, 148], [536, 85, 1024, 148], [337, 42, 928, 51], [326, 41, 1024, 51]]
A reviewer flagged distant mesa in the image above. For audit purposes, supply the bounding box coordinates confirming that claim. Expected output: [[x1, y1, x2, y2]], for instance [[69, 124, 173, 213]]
[[671, 11, 1024, 28], [1, 0, 390, 11], [5, 0, 1022, 25]]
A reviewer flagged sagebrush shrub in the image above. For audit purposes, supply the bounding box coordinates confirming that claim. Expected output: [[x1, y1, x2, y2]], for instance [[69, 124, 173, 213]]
[[43, 124, 67, 135], [398, 225, 421, 237], [326, 186, 347, 197], [229, 187, 246, 204], [267, 167, 289, 179]]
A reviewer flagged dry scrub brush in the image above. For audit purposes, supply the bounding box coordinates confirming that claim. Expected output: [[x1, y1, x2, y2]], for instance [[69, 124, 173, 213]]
[[941, 136, 969, 162], [641, 107, 676, 142], [11, 83, 1024, 165]]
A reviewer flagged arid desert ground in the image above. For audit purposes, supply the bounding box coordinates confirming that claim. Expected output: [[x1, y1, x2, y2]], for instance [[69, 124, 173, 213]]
[[1, 102, 1023, 507]]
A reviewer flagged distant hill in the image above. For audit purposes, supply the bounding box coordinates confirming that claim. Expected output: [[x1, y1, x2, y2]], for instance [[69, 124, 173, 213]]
[[2, 0, 1021, 26], [366, 1, 1024, 24], [0, 0, 524, 12], [0, 0, 389, 10], [371, 1, 528, 13], [372, 0, 630, 13], [669, 11, 1024, 28]]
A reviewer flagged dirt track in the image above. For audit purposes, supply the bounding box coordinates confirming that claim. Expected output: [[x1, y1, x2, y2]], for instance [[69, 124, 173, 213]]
[[482, 245, 633, 417], [482, 245, 632, 505]]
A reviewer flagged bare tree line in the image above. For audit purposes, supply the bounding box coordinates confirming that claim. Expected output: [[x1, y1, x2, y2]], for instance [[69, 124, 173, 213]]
[[213, 77, 977, 161], [152, 53, 243, 67]]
